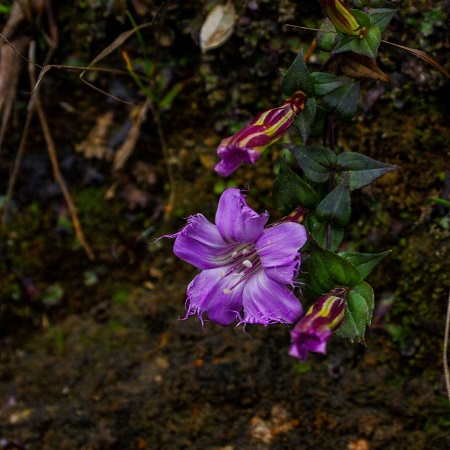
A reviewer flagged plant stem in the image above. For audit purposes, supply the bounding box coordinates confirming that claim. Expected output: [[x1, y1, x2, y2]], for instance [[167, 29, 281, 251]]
[[323, 114, 336, 250]]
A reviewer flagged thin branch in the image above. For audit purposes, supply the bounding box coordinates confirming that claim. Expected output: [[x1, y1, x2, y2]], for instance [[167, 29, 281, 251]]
[[28, 42, 95, 260], [444, 288, 450, 403], [1, 76, 36, 226]]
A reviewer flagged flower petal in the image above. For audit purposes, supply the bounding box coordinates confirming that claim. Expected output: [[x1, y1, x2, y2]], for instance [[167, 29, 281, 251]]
[[288, 331, 329, 360], [173, 214, 236, 269], [214, 141, 262, 177], [241, 271, 302, 325], [215, 188, 268, 244], [256, 222, 307, 284], [186, 267, 245, 326]]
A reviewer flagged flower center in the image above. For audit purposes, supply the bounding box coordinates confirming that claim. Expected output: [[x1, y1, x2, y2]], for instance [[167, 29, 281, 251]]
[[222, 244, 261, 294]]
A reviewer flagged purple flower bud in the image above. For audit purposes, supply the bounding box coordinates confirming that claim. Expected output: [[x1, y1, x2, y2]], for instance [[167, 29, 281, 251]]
[[214, 92, 307, 176], [288, 288, 346, 360]]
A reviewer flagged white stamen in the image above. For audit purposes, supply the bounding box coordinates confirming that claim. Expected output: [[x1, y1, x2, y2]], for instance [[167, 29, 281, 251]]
[[232, 251, 238, 258], [220, 271, 226, 277], [223, 288, 232, 294], [242, 260, 253, 268], [242, 248, 250, 256]]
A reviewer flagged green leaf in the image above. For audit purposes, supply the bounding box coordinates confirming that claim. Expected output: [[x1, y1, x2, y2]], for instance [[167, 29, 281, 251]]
[[294, 97, 316, 143], [316, 178, 351, 227], [351, 9, 371, 28], [273, 159, 317, 213], [332, 25, 381, 59], [368, 1, 398, 33], [41, 283, 65, 306], [288, 145, 337, 183], [312, 73, 360, 119], [159, 81, 184, 109], [430, 197, 450, 208], [338, 250, 391, 280], [337, 152, 398, 190], [281, 49, 315, 97], [306, 215, 344, 252], [316, 18, 340, 52], [312, 73, 350, 96], [309, 105, 326, 139], [305, 246, 362, 297], [335, 282, 374, 343]]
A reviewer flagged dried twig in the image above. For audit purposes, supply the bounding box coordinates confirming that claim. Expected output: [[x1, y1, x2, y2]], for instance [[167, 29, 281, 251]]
[[444, 288, 450, 403], [28, 42, 95, 260], [0, 76, 36, 225]]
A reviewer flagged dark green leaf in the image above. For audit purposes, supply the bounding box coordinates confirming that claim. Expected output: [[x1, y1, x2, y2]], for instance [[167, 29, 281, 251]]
[[306, 215, 344, 252], [294, 97, 316, 143], [332, 25, 381, 59], [312, 73, 350, 96], [335, 282, 374, 342], [305, 246, 362, 297], [337, 152, 398, 190], [281, 49, 315, 97], [309, 105, 326, 139], [351, 9, 371, 28], [368, 1, 398, 33], [288, 145, 337, 183], [353, 0, 366, 7], [316, 178, 351, 227], [273, 159, 317, 213], [312, 73, 360, 119], [338, 250, 391, 280], [316, 18, 339, 52]]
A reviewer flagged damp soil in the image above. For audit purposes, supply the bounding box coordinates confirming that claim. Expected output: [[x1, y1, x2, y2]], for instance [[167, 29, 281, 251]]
[[0, 1, 450, 449]]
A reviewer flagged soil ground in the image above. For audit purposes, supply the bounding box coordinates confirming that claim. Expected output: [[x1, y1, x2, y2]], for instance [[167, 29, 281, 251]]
[[0, 1, 449, 449]]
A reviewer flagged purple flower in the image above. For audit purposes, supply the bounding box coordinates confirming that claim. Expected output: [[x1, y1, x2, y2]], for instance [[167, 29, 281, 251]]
[[214, 91, 307, 177], [167, 188, 307, 327], [288, 288, 346, 360]]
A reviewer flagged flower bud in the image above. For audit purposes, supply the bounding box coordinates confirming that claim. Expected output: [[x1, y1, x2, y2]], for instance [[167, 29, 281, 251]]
[[288, 288, 346, 360], [318, 0, 366, 38], [214, 91, 307, 176]]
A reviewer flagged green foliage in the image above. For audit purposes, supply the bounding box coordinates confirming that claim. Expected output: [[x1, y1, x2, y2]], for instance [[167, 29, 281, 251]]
[[316, 19, 339, 52], [332, 25, 381, 59], [281, 49, 314, 96], [335, 282, 374, 343], [306, 215, 344, 252], [311, 73, 360, 118], [367, 1, 398, 33], [336, 152, 397, 190], [288, 145, 336, 183], [304, 246, 362, 298], [273, 160, 317, 213], [294, 97, 317, 143], [278, 30, 397, 344], [316, 177, 351, 227], [338, 251, 391, 280], [0, 4, 12, 14]]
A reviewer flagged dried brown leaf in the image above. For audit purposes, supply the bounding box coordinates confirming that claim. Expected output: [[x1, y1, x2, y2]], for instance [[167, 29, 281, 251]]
[[200, 0, 236, 52], [75, 111, 115, 160], [382, 39, 450, 79], [340, 52, 389, 82], [0, 36, 29, 147], [114, 99, 149, 171]]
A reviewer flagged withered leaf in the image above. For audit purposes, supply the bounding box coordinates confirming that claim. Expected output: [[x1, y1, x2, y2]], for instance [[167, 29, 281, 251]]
[[200, 0, 236, 52], [340, 52, 389, 82]]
